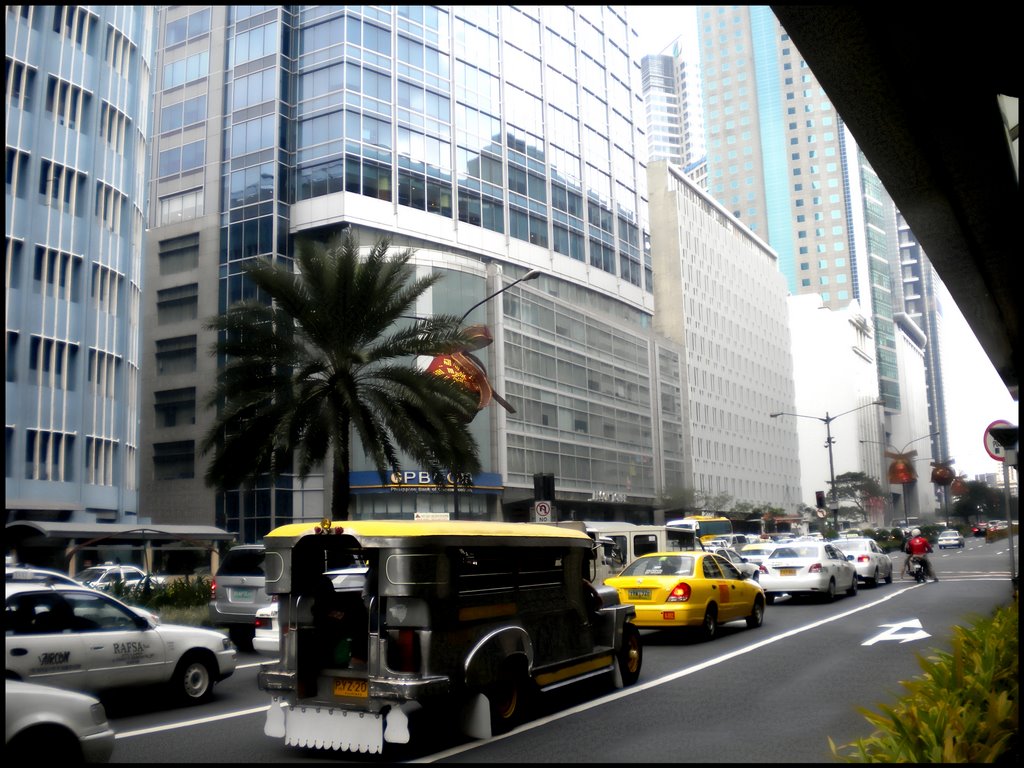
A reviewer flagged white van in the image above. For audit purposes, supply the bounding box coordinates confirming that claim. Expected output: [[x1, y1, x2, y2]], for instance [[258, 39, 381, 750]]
[[548, 521, 700, 582]]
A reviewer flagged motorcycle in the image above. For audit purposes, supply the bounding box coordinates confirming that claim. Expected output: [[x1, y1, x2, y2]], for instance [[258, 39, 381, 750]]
[[909, 555, 927, 583]]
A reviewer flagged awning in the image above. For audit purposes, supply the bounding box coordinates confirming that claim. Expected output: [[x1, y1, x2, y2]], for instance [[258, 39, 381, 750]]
[[5, 521, 236, 545]]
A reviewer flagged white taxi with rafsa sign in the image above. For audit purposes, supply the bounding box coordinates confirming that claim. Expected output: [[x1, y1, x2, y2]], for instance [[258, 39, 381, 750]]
[[6, 582, 236, 704]]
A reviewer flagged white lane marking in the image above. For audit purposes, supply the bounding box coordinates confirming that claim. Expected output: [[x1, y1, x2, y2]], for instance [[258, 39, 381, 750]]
[[116, 705, 271, 739], [414, 579, 1009, 763], [862, 618, 930, 645], [115, 579, 1010, 746]]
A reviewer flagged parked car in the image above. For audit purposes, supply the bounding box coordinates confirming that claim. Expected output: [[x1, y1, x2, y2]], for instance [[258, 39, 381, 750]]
[[937, 530, 966, 549], [758, 541, 859, 603], [8, 565, 161, 624], [6, 582, 236, 704], [971, 522, 988, 537], [6, 564, 81, 587], [6, 679, 116, 762], [706, 546, 760, 580], [832, 537, 894, 587], [604, 551, 765, 640], [209, 544, 270, 651], [75, 563, 165, 591]]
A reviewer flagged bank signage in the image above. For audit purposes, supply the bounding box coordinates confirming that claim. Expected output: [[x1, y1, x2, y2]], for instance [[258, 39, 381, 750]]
[[350, 470, 504, 495]]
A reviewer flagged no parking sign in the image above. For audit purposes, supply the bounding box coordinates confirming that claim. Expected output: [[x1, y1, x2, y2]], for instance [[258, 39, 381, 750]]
[[533, 500, 551, 522]]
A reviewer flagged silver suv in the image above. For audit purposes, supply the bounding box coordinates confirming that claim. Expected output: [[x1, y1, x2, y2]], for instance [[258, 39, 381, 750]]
[[209, 544, 270, 650]]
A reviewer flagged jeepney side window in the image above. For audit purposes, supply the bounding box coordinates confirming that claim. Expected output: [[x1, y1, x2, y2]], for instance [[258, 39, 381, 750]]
[[633, 534, 659, 557]]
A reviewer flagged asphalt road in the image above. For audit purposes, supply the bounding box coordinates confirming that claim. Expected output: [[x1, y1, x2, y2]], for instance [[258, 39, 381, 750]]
[[105, 535, 1016, 763]]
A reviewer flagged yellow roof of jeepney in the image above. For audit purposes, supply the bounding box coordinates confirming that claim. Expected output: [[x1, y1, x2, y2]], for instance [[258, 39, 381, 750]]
[[264, 519, 592, 545]]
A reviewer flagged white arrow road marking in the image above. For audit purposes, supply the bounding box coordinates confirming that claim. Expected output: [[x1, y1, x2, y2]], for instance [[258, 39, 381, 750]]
[[862, 618, 931, 645]]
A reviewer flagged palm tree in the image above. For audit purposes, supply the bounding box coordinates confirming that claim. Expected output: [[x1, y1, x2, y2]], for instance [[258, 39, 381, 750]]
[[201, 231, 482, 521]]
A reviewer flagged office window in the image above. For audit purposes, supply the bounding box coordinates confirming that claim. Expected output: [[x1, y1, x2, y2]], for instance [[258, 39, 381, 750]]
[[154, 387, 197, 427], [153, 440, 195, 480], [33, 246, 82, 299], [156, 283, 198, 324], [85, 437, 117, 486], [26, 429, 75, 481], [155, 335, 197, 375]]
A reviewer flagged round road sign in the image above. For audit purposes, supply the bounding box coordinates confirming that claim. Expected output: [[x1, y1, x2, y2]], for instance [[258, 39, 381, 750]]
[[984, 419, 1012, 462], [535, 501, 551, 520]]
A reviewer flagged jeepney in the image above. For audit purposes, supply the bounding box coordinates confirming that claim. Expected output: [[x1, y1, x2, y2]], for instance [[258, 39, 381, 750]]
[[257, 519, 641, 754]]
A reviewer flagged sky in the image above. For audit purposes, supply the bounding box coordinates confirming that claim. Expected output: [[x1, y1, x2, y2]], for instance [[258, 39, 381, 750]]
[[623, 6, 1018, 479]]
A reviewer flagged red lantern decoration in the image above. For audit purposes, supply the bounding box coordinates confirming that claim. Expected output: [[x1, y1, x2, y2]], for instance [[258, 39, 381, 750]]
[[950, 474, 969, 496], [886, 449, 918, 484], [930, 460, 955, 486]]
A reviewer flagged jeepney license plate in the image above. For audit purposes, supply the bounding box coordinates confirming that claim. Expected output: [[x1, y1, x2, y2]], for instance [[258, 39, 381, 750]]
[[628, 588, 652, 600], [333, 678, 368, 698], [779, 568, 796, 576]]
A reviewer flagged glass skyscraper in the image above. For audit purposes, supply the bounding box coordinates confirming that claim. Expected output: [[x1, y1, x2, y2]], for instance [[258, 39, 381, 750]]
[[6, 6, 155, 525], [143, 5, 684, 540]]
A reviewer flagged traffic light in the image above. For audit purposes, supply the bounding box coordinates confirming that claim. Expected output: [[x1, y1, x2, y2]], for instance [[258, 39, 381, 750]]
[[533, 472, 555, 501], [815, 490, 827, 509]]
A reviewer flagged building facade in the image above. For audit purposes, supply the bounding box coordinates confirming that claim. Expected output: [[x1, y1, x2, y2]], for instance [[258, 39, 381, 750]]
[[648, 160, 802, 512], [6, 6, 156, 525], [695, 6, 946, 511], [143, 5, 705, 541]]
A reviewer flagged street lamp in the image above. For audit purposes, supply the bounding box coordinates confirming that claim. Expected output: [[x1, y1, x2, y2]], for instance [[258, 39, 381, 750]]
[[770, 399, 884, 532], [459, 268, 541, 324], [442, 267, 542, 518]]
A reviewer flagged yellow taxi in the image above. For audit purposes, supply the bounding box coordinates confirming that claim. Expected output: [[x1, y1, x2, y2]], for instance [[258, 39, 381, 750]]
[[604, 551, 765, 640]]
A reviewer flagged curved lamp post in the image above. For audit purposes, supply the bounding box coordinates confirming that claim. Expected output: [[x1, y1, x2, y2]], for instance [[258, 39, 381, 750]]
[[433, 267, 543, 518], [770, 399, 884, 532]]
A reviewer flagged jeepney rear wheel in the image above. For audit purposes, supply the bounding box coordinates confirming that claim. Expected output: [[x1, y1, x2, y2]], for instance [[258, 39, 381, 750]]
[[487, 660, 532, 735], [617, 622, 642, 686]]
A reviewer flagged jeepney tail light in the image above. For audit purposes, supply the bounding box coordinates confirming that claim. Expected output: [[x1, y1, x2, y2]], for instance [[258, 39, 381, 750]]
[[388, 628, 420, 672], [666, 582, 691, 602]]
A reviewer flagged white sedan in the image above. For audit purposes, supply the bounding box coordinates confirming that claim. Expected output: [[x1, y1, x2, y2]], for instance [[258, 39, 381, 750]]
[[253, 602, 279, 655], [706, 546, 760, 580], [937, 530, 965, 549], [6, 679, 116, 762], [6, 582, 236, 704], [833, 537, 894, 587], [758, 541, 859, 603]]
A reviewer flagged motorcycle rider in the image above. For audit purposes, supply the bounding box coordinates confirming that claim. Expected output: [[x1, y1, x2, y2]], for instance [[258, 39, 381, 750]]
[[903, 528, 938, 581]]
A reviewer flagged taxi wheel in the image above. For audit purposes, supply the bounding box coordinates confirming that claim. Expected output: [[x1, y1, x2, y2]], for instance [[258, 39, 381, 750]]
[[884, 568, 894, 584], [822, 579, 837, 603], [846, 574, 858, 597], [487, 661, 532, 735], [617, 623, 642, 686], [173, 652, 215, 704], [745, 597, 764, 629], [697, 605, 718, 641], [867, 568, 879, 588]]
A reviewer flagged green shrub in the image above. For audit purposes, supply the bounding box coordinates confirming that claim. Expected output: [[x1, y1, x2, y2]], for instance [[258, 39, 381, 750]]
[[830, 601, 1018, 762], [153, 604, 215, 628], [112, 574, 212, 611]]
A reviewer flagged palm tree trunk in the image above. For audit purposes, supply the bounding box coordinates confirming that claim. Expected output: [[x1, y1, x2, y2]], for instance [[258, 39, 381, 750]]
[[331, 419, 351, 522]]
